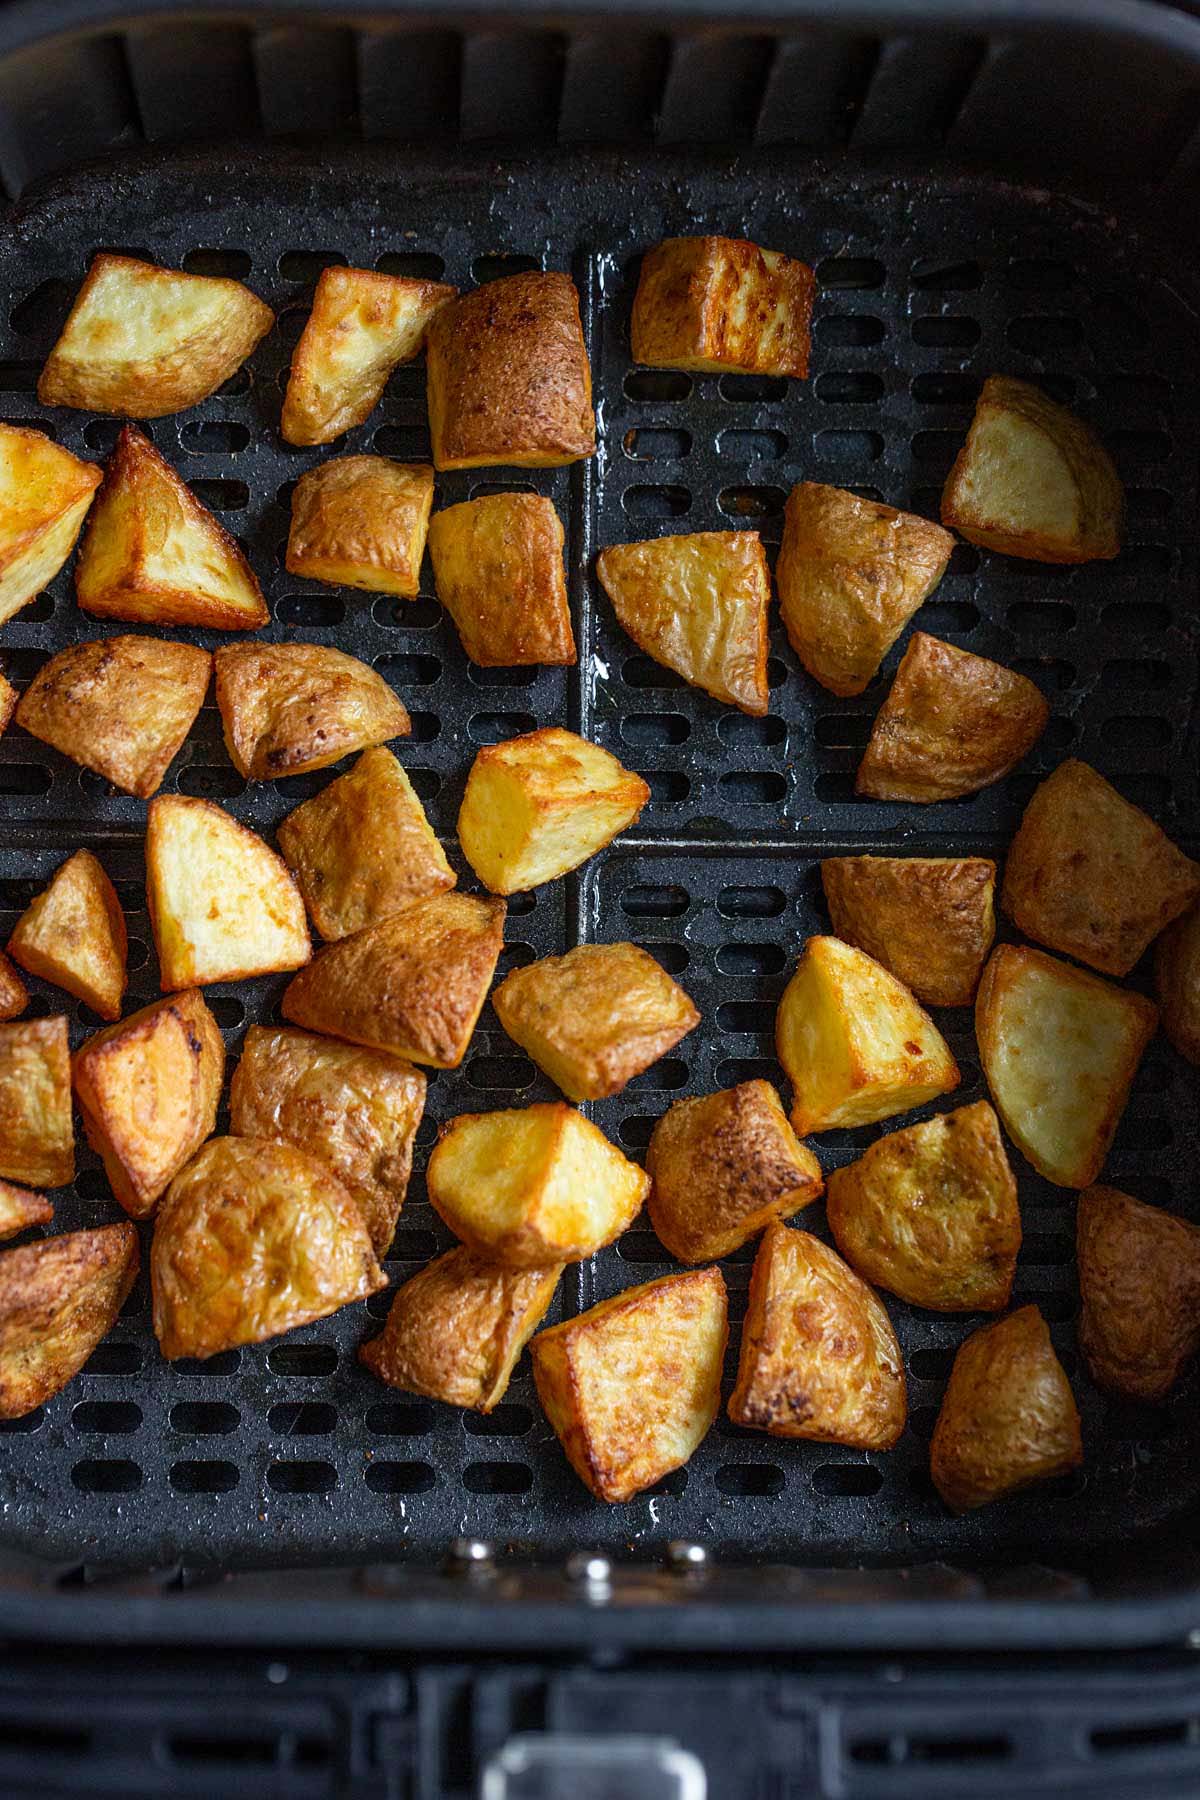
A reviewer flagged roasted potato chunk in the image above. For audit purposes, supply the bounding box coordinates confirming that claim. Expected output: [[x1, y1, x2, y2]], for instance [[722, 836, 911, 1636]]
[[281, 264, 455, 446], [941, 375, 1122, 564], [146, 795, 311, 989], [531, 1266, 727, 1502], [38, 252, 273, 418], [458, 727, 648, 895], [728, 1223, 905, 1448], [427, 492, 575, 666], [1078, 1185, 1200, 1402], [0, 952, 27, 1023], [16, 635, 210, 799], [152, 1136, 384, 1360], [72, 991, 224, 1219], [282, 891, 505, 1069], [631, 236, 814, 378], [776, 935, 959, 1134], [1156, 900, 1200, 1064], [827, 1101, 1020, 1313], [0, 1017, 74, 1188], [976, 944, 1157, 1189], [427, 1101, 649, 1267], [776, 483, 955, 697], [8, 849, 127, 1022], [930, 1306, 1082, 1510], [359, 1246, 560, 1411], [0, 424, 101, 625], [596, 530, 771, 715], [857, 632, 1049, 803], [426, 271, 594, 470], [214, 641, 411, 782], [285, 456, 434, 598], [0, 1180, 52, 1242], [822, 854, 996, 1008], [493, 942, 699, 1102], [646, 1079, 823, 1263], [230, 1024, 425, 1256], [0, 668, 15, 736], [0, 1223, 138, 1418], [1002, 759, 1200, 977], [277, 746, 454, 941]]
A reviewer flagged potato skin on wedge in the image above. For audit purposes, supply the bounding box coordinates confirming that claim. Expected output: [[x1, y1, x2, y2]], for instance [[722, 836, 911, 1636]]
[[0, 1222, 138, 1418], [1156, 901, 1200, 1065], [1077, 1185, 1200, 1402], [822, 854, 996, 1008], [0, 1016, 74, 1189], [8, 848, 128, 1022], [285, 456, 434, 598], [631, 236, 814, 378], [214, 641, 411, 781], [428, 492, 575, 667], [0, 424, 101, 627]]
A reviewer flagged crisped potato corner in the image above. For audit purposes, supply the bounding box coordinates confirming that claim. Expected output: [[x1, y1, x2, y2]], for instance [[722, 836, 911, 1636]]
[[822, 854, 996, 1008], [427, 493, 575, 666], [0, 951, 28, 1022], [1077, 1185, 1200, 1402], [631, 236, 814, 378], [1157, 901, 1200, 1064], [0, 1223, 138, 1418], [285, 456, 434, 598], [8, 849, 127, 1021], [0, 1180, 52, 1242], [0, 424, 101, 626], [215, 642, 410, 781], [0, 1016, 74, 1188]]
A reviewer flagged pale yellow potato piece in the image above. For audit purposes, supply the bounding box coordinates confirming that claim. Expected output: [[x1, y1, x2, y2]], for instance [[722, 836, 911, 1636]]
[[631, 236, 814, 377], [532, 1266, 727, 1502], [776, 935, 959, 1134], [492, 941, 699, 1101], [8, 849, 127, 1021], [38, 253, 273, 418], [0, 424, 100, 625], [214, 642, 411, 782], [427, 1101, 649, 1268], [286, 456, 434, 598], [0, 1223, 138, 1418], [976, 943, 1157, 1189], [0, 1180, 52, 1241], [1078, 1185, 1200, 1402], [0, 951, 28, 1022], [596, 530, 770, 715], [1156, 900, 1200, 1064], [458, 727, 649, 895], [0, 1017, 74, 1188], [822, 854, 996, 1008], [427, 493, 575, 666]]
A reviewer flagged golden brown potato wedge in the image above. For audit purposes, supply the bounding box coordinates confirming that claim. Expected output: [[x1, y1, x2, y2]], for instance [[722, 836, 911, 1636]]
[[146, 795, 311, 989], [0, 1180, 52, 1242], [776, 483, 955, 697], [631, 236, 814, 378], [0, 1223, 138, 1418], [214, 641, 411, 782], [596, 530, 771, 715], [427, 271, 594, 470], [282, 891, 505, 1069], [1077, 1185, 1200, 1402], [1156, 901, 1200, 1064], [1002, 759, 1200, 977], [0, 669, 15, 736], [427, 492, 575, 666], [16, 635, 211, 799], [728, 1222, 906, 1447], [281, 264, 456, 446], [857, 632, 1049, 803], [285, 456, 434, 598], [229, 1024, 425, 1256], [0, 1016, 74, 1188], [0, 951, 28, 1022], [458, 727, 649, 895], [72, 990, 224, 1219], [821, 854, 996, 1008], [152, 1136, 384, 1360], [941, 375, 1122, 564], [38, 253, 274, 418], [976, 943, 1157, 1189], [646, 1079, 823, 1263], [930, 1305, 1082, 1510], [359, 1246, 561, 1411], [493, 942, 699, 1102], [531, 1265, 727, 1502], [0, 424, 101, 626], [8, 849, 127, 1022]]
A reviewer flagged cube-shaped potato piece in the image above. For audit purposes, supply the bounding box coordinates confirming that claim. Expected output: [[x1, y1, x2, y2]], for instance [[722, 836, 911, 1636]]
[[286, 456, 434, 598], [1078, 1185, 1200, 1402], [38, 252, 274, 418], [458, 727, 649, 894], [359, 1246, 560, 1411], [152, 1136, 384, 1360], [8, 849, 127, 1022], [146, 795, 311, 989], [776, 935, 959, 1134], [0, 1223, 138, 1418], [1157, 901, 1200, 1064], [596, 530, 770, 715], [941, 376, 1122, 564], [427, 271, 594, 470], [631, 236, 815, 378], [0, 1180, 52, 1242], [776, 483, 955, 697], [531, 1266, 727, 1501], [646, 1079, 823, 1263], [1002, 759, 1200, 977], [930, 1305, 1082, 1510], [277, 746, 454, 941], [822, 854, 996, 1008], [728, 1223, 905, 1447], [0, 1017, 74, 1188], [976, 944, 1157, 1189], [72, 991, 224, 1219], [857, 633, 1049, 803], [827, 1101, 1020, 1313], [282, 891, 505, 1068], [281, 264, 456, 446], [214, 642, 411, 781], [427, 493, 575, 666], [0, 952, 27, 1023], [75, 425, 267, 630], [0, 424, 101, 625], [16, 635, 210, 799], [493, 942, 699, 1102], [230, 1024, 425, 1255]]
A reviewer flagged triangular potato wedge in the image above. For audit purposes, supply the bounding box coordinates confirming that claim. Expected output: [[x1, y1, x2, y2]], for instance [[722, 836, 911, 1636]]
[[0, 1222, 138, 1418], [822, 854, 996, 1008], [8, 849, 127, 1021], [0, 1017, 74, 1188], [1078, 1185, 1200, 1402], [0, 950, 29, 1022], [0, 1179, 52, 1242], [146, 795, 311, 989], [214, 642, 411, 781], [0, 425, 101, 626]]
